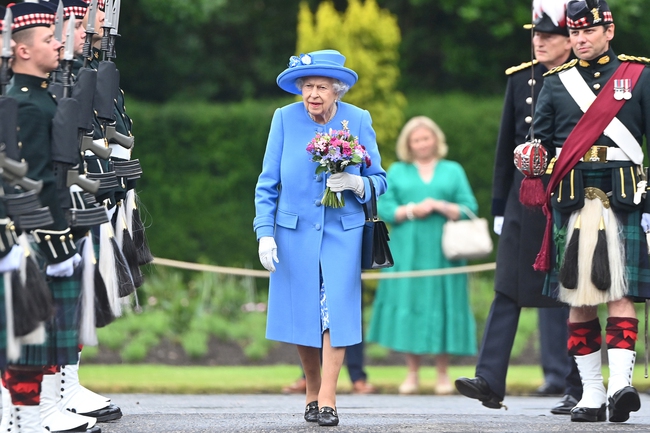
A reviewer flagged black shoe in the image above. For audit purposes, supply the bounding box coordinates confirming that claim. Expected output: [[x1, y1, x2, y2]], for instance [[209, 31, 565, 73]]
[[317, 406, 339, 427], [608, 386, 641, 423], [534, 382, 564, 396], [72, 403, 123, 423], [455, 377, 504, 409], [304, 401, 318, 423], [551, 394, 578, 415], [571, 403, 606, 422]]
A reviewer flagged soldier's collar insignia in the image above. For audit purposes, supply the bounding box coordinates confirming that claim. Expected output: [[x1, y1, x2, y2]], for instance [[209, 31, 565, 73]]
[[598, 55, 610, 65], [94, 51, 99, 59], [40, 81, 48, 89], [579, 60, 590, 67]]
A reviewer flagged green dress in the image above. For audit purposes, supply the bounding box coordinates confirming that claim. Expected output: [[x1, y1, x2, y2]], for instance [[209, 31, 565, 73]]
[[367, 160, 478, 355]]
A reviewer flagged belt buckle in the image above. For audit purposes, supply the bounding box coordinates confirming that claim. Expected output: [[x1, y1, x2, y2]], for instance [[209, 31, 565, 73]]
[[582, 145, 607, 162]]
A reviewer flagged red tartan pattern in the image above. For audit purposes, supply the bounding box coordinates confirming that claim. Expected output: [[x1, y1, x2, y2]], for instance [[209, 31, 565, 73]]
[[12, 13, 55, 31], [606, 317, 639, 350], [568, 318, 602, 356], [82, 0, 106, 10], [567, 11, 613, 29], [64, 6, 87, 19], [3, 369, 43, 406]]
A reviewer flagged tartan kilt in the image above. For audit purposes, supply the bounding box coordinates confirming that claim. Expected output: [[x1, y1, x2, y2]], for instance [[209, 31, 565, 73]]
[[17, 272, 80, 366], [544, 167, 650, 301]]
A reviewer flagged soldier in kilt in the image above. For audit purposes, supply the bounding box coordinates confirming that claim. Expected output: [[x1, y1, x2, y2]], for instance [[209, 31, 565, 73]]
[[3, 3, 84, 432], [528, 0, 650, 424]]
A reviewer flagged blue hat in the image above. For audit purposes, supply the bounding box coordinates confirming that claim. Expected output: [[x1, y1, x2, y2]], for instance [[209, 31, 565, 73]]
[[40, 0, 88, 19], [276, 49, 358, 95], [567, 0, 613, 29], [9, 2, 56, 32]]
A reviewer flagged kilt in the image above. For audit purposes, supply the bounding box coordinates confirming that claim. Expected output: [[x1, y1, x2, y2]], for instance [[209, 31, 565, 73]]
[[544, 167, 650, 301], [17, 272, 80, 366]]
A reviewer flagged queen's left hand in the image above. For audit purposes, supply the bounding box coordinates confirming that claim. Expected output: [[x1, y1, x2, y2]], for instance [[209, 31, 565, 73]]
[[326, 173, 365, 197]]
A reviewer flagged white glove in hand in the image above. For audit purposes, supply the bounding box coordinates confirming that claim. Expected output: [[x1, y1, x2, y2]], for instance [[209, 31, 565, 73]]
[[642, 213, 650, 232], [258, 236, 279, 272], [46, 253, 81, 278], [493, 216, 504, 236], [327, 173, 365, 197], [0, 245, 24, 273]]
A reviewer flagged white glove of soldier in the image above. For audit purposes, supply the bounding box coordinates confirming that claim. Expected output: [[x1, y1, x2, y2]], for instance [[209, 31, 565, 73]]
[[642, 213, 650, 232], [326, 173, 365, 197], [258, 236, 279, 273], [493, 216, 504, 236], [0, 245, 24, 273], [46, 253, 81, 278]]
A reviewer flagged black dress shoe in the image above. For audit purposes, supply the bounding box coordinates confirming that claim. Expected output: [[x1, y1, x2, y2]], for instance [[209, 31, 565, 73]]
[[550, 394, 578, 415], [534, 382, 564, 396], [608, 386, 641, 423], [72, 403, 123, 423], [317, 406, 339, 427], [304, 401, 318, 423], [455, 377, 503, 409], [571, 404, 607, 422]]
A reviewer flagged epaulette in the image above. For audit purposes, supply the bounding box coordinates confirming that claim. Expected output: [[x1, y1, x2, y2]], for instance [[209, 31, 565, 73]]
[[505, 59, 538, 76], [618, 54, 650, 64], [543, 59, 578, 77]]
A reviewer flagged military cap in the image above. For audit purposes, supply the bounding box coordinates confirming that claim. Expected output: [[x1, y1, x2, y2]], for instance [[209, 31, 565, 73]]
[[9, 2, 56, 32], [566, 0, 613, 29], [40, 0, 88, 20], [81, 0, 105, 11], [528, 0, 570, 36]]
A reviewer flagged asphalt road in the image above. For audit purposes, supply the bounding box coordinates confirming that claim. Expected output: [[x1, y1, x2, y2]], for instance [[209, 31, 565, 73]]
[[96, 393, 650, 432]]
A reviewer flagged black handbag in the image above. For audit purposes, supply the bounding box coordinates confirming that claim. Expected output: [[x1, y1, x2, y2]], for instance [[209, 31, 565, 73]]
[[361, 180, 394, 270]]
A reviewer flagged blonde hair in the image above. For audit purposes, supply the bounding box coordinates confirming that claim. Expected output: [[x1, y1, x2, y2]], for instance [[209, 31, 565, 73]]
[[395, 116, 448, 162]]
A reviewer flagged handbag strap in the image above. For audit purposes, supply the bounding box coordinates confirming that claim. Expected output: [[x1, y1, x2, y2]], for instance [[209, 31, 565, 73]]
[[363, 179, 378, 221], [456, 204, 479, 220]]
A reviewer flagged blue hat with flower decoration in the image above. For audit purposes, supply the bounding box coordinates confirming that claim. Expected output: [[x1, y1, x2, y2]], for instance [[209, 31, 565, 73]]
[[276, 49, 358, 95]]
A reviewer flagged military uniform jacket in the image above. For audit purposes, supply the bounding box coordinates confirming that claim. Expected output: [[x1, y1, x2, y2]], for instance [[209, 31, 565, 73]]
[[534, 48, 650, 203], [8, 74, 76, 263], [492, 61, 562, 308]]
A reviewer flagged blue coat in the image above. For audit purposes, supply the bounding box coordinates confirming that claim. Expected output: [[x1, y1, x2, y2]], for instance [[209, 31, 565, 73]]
[[254, 101, 387, 348]]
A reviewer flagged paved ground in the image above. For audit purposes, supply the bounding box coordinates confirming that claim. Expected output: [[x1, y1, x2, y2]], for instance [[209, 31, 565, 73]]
[[96, 393, 650, 432]]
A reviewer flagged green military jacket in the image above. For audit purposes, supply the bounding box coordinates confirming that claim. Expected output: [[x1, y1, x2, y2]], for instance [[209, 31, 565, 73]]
[[533, 48, 650, 212], [7, 73, 76, 263]]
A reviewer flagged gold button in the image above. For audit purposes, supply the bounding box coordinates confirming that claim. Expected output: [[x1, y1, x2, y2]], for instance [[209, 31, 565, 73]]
[[59, 235, 66, 242], [526, 97, 533, 105], [21, 87, 28, 92], [52, 94, 56, 99], [594, 72, 601, 78], [18, 142, 22, 148], [528, 79, 536, 86], [525, 116, 533, 124], [594, 83, 601, 90], [45, 235, 51, 241]]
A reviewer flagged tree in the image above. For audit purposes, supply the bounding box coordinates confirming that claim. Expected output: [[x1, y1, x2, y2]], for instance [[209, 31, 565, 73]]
[[296, 0, 406, 159]]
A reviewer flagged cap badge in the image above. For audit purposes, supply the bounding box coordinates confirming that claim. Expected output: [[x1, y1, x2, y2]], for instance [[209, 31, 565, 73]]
[[591, 8, 601, 23]]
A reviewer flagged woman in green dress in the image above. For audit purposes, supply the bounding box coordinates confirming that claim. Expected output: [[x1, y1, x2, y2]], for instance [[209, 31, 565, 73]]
[[367, 116, 478, 394]]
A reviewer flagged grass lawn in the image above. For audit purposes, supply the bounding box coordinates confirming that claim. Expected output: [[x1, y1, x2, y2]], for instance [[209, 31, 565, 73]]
[[79, 364, 650, 395]]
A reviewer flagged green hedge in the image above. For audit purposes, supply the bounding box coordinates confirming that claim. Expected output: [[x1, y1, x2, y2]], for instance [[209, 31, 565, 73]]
[[130, 92, 504, 267]]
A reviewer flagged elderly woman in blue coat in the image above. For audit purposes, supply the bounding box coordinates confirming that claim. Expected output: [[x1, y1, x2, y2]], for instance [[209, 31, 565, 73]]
[[254, 50, 386, 427]]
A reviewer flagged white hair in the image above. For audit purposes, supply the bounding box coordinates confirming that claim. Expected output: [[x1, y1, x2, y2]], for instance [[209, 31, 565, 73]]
[[294, 77, 350, 99]]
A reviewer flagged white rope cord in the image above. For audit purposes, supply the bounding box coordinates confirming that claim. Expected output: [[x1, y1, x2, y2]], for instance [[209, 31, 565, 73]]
[[152, 257, 496, 280]]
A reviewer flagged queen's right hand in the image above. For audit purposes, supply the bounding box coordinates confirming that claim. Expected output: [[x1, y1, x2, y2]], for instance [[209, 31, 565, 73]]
[[258, 236, 279, 272]]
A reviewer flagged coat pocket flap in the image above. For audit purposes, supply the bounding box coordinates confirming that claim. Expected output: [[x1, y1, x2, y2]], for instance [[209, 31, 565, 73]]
[[341, 212, 365, 231], [276, 210, 298, 229]]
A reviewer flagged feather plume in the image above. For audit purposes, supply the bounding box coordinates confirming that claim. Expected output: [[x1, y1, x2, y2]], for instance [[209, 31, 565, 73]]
[[533, 0, 569, 26]]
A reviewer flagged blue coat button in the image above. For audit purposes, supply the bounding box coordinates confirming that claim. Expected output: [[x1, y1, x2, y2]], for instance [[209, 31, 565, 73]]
[[315, 174, 323, 182], [314, 224, 321, 230], [314, 200, 322, 207]]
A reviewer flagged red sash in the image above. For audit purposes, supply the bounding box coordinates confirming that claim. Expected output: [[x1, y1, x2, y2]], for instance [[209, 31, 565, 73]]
[[534, 61, 645, 272]]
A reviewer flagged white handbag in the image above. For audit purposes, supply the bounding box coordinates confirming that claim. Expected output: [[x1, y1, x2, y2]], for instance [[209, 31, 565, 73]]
[[441, 205, 493, 261]]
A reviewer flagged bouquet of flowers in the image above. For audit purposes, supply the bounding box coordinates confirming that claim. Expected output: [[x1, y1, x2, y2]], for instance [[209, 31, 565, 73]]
[[306, 121, 371, 208]]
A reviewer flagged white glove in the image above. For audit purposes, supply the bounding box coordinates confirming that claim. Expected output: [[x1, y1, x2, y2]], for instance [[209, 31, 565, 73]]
[[642, 213, 650, 232], [258, 236, 279, 272], [46, 253, 81, 278], [326, 173, 365, 197], [0, 245, 24, 273], [493, 216, 504, 236]]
